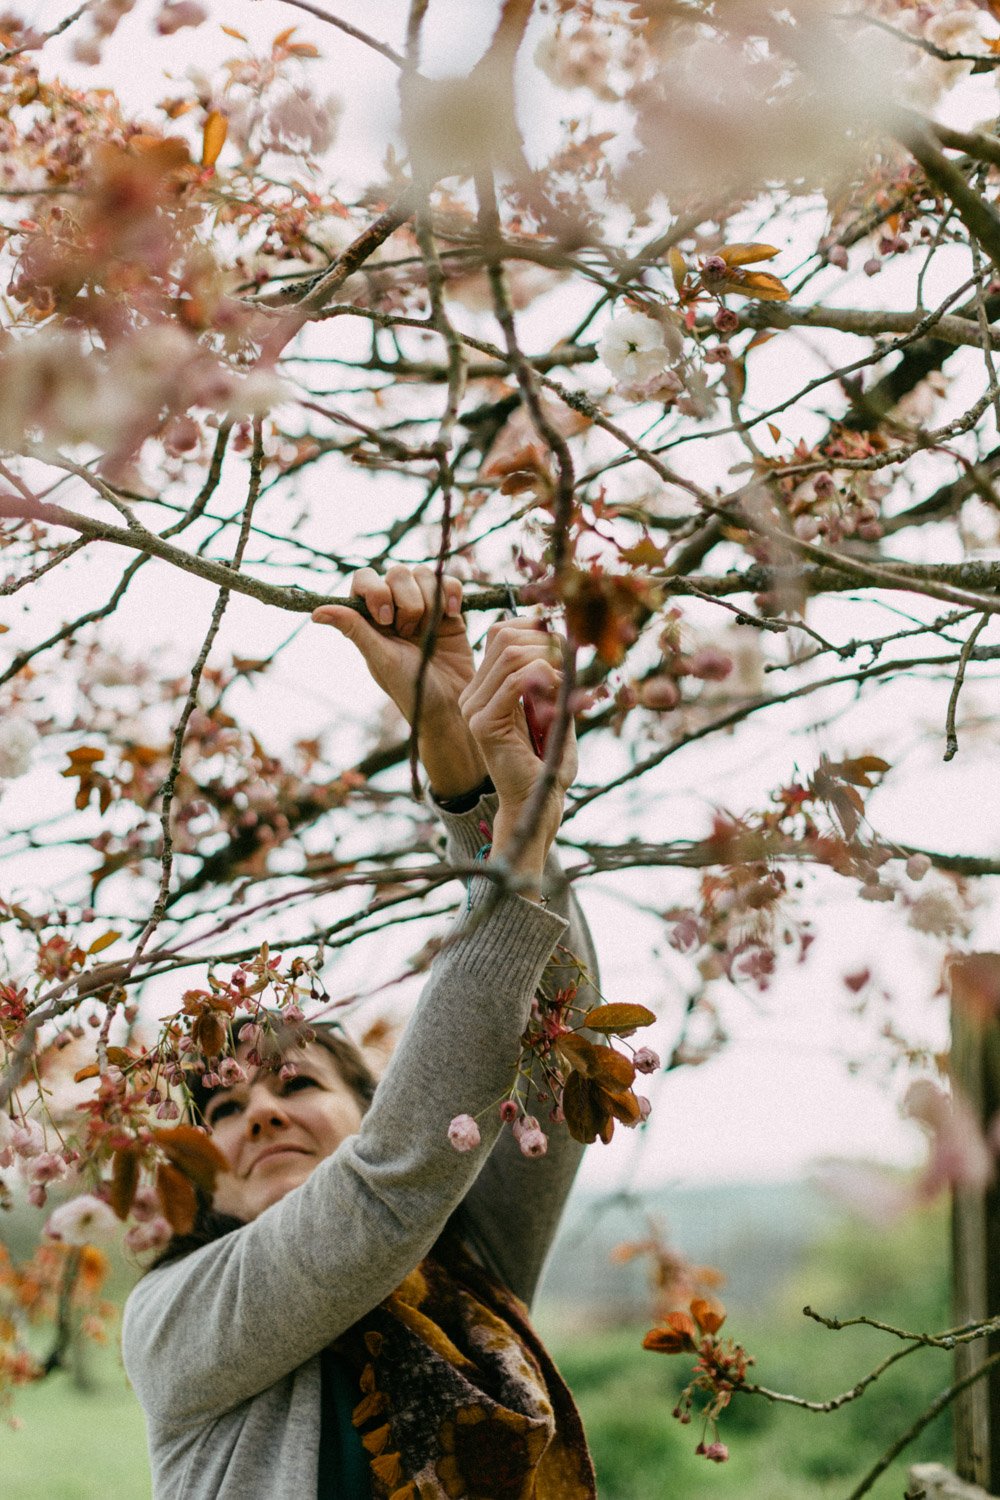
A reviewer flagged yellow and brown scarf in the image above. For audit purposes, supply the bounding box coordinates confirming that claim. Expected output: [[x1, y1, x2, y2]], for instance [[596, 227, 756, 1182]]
[[334, 1233, 597, 1500]]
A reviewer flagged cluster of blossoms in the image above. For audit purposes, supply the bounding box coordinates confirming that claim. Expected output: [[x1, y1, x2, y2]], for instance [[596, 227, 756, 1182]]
[[449, 967, 659, 1156], [634, 609, 735, 715], [642, 1295, 753, 1462], [0, 1236, 114, 1416]]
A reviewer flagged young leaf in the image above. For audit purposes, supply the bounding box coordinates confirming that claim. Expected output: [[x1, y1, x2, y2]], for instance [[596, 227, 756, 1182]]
[[718, 243, 779, 266], [738, 270, 791, 303], [583, 1002, 656, 1034], [201, 110, 228, 169], [87, 929, 121, 956], [668, 246, 688, 294]]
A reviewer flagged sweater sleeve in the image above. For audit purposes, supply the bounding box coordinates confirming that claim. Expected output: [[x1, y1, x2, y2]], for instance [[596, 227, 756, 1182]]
[[432, 790, 597, 1305], [122, 880, 567, 1430]]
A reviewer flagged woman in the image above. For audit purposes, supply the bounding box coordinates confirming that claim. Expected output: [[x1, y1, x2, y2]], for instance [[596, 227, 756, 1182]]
[[122, 566, 600, 1499]]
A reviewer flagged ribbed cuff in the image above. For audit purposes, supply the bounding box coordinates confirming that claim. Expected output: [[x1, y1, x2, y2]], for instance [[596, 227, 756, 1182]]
[[429, 788, 500, 864], [443, 876, 567, 989]]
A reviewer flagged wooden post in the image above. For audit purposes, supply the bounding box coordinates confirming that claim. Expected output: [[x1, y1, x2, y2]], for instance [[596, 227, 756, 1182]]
[[950, 956, 1000, 1490]]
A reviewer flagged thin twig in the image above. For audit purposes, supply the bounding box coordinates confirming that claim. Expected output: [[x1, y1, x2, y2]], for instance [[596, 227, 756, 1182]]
[[943, 613, 990, 761]]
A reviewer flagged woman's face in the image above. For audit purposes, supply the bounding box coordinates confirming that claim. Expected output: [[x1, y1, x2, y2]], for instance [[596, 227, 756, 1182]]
[[205, 1043, 365, 1220]]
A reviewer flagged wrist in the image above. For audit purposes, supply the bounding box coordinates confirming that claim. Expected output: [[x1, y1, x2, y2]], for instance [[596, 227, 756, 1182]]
[[418, 713, 487, 800], [490, 795, 562, 896]]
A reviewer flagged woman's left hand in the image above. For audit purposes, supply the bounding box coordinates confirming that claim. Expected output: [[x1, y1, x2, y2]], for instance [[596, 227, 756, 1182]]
[[459, 619, 577, 888]]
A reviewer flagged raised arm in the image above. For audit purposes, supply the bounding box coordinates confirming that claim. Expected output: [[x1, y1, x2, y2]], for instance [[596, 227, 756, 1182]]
[[435, 786, 599, 1305]]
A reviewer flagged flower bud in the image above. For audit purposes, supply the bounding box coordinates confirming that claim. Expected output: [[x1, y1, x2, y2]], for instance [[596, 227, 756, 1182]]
[[499, 1100, 519, 1123], [634, 1047, 660, 1075], [447, 1114, 481, 1152]]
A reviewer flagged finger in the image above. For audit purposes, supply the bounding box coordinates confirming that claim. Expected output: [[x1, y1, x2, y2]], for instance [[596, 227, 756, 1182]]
[[384, 565, 426, 637], [459, 641, 560, 719], [411, 565, 464, 622], [463, 660, 561, 742], [461, 655, 562, 727], [344, 568, 395, 628], [310, 601, 386, 655]]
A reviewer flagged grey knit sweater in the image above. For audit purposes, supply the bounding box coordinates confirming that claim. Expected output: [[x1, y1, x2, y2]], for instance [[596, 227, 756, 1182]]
[[122, 793, 597, 1499]]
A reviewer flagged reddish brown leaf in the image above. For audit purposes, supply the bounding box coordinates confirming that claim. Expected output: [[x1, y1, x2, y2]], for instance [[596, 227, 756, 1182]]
[[156, 1161, 197, 1234], [110, 1145, 140, 1220], [153, 1125, 228, 1192], [563, 1071, 612, 1145], [691, 1296, 726, 1334], [86, 929, 121, 955], [642, 1310, 697, 1353]]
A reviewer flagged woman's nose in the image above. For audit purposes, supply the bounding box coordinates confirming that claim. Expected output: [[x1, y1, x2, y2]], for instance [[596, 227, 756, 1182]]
[[244, 1089, 289, 1137]]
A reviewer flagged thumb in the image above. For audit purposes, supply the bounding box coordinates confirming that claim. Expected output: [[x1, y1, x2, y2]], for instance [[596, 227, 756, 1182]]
[[311, 603, 367, 638]]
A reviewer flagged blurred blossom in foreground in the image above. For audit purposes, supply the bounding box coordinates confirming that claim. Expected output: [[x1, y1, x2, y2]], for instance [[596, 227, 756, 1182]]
[[0, 716, 39, 780]]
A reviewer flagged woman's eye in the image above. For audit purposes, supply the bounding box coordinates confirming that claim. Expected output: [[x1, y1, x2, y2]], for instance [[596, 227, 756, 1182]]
[[283, 1074, 318, 1094], [207, 1098, 240, 1124]]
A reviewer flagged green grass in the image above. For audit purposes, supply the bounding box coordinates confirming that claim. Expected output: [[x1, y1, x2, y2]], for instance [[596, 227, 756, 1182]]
[[0, 1199, 957, 1499], [3, 1339, 150, 1500]]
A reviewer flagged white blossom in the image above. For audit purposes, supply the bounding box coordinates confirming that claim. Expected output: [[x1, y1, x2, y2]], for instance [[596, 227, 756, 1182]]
[[45, 1193, 118, 1245], [597, 311, 670, 391], [0, 715, 39, 779]]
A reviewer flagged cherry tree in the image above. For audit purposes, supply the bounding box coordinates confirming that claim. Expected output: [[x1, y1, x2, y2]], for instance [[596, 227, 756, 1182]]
[[3, 0, 1000, 1485]]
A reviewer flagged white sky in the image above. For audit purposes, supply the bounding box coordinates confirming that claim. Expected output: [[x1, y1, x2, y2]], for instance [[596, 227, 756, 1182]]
[[6, 0, 1000, 1198]]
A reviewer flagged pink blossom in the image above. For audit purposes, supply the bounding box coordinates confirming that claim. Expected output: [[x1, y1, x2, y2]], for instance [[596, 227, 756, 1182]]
[[447, 1114, 481, 1152], [218, 1058, 246, 1087], [703, 1442, 729, 1463], [125, 1216, 172, 1254], [499, 1100, 519, 1123], [905, 854, 932, 882], [45, 1193, 118, 1245], [155, 2, 208, 35], [238, 1022, 263, 1047], [156, 1099, 181, 1120], [12, 1120, 44, 1159], [29, 1152, 68, 1186], [131, 1185, 161, 1223], [634, 1048, 660, 1075]]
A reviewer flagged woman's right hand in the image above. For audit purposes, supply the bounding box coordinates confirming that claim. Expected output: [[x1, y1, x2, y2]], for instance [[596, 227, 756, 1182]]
[[459, 620, 576, 890]]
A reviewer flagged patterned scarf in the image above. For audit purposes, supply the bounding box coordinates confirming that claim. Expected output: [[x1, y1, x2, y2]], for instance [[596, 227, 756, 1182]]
[[333, 1231, 597, 1500]]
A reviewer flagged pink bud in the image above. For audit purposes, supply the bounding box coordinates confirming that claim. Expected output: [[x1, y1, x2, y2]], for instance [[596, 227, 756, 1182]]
[[634, 1048, 660, 1075], [447, 1114, 481, 1152], [637, 1096, 652, 1121], [518, 1128, 548, 1158], [511, 1114, 540, 1142], [713, 307, 739, 334], [639, 676, 680, 711], [688, 647, 733, 682], [826, 244, 848, 269], [704, 1442, 729, 1463], [201, 1071, 221, 1089], [702, 256, 727, 278], [499, 1100, 519, 1123], [218, 1058, 246, 1087], [27, 1184, 47, 1208], [156, 1100, 180, 1120], [793, 514, 821, 542], [863, 257, 881, 277], [278, 1063, 298, 1082], [906, 853, 932, 882], [238, 1023, 262, 1047]]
